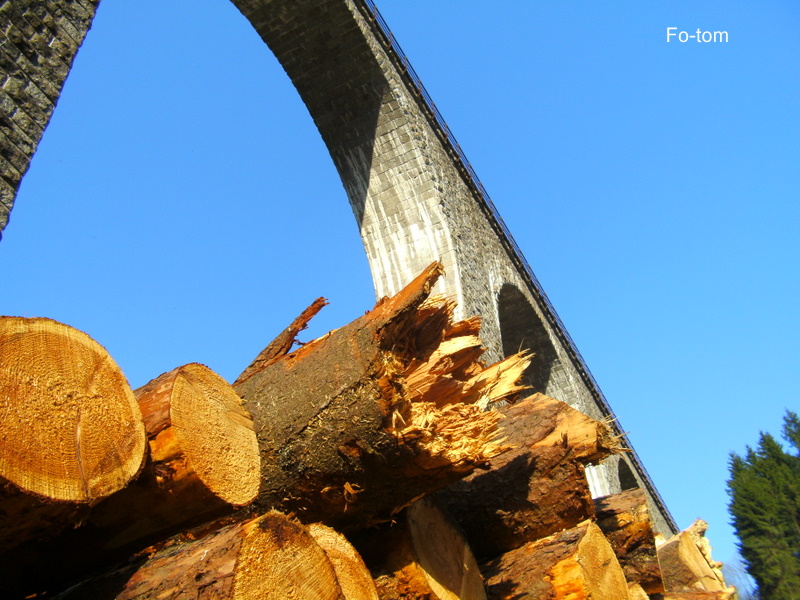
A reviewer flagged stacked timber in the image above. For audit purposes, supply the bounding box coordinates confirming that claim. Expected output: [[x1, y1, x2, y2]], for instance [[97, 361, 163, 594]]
[[0, 263, 736, 599]]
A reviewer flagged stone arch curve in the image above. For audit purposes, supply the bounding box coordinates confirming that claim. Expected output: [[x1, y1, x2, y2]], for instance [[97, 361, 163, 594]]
[[0, 0, 678, 535]]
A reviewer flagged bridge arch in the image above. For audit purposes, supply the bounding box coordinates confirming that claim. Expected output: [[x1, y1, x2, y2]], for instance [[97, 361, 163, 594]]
[[497, 282, 558, 394], [0, 0, 677, 535]]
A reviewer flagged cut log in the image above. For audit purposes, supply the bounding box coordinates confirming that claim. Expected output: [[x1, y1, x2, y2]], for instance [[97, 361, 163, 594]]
[[308, 523, 380, 600], [0, 316, 146, 552], [436, 446, 595, 559], [434, 394, 620, 558], [53, 512, 345, 600], [482, 520, 630, 600], [0, 363, 260, 598], [234, 262, 529, 528], [683, 520, 728, 588], [658, 521, 730, 593], [87, 363, 260, 549], [594, 488, 664, 593], [355, 497, 486, 600]]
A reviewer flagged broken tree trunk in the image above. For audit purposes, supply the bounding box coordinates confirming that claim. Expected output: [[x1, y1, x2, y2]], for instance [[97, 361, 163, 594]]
[[308, 523, 380, 600], [87, 363, 261, 549], [594, 488, 664, 593], [0, 316, 146, 552], [434, 394, 620, 558], [234, 262, 529, 528], [355, 497, 486, 600], [53, 512, 346, 600], [482, 520, 630, 600]]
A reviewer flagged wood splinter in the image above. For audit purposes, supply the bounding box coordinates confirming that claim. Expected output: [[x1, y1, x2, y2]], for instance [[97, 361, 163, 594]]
[[234, 262, 530, 529]]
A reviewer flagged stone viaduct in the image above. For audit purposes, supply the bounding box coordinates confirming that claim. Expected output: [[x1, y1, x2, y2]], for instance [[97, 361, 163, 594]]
[[0, 0, 677, 534]]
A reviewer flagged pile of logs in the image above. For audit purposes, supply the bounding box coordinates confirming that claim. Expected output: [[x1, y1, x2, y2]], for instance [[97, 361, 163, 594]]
[[0, 262, 736, 599]]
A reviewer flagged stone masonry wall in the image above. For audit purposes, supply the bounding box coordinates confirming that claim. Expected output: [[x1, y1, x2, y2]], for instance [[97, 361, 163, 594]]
[[0, 0, 100, 238]]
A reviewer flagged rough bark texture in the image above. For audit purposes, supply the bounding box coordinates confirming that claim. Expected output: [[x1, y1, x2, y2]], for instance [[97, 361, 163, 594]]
[[53, 512, 346, 600], [436, 446, 595, 560], [234, 263, 525, 529], [355, 497, 486, 600], [482, 520, 629, 600], [87, 363, 260, 549], [0, 316, 145, 552], [594, 488, 664, 593], [434, 394, 620, 558], [308, 523, 380, 600], [499, 393, 621, 463]]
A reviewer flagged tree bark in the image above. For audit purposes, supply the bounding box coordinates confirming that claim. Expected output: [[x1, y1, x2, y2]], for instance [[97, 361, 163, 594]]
[[53, 512, 346, 600], [481, 520, 630, 600], [234, 262, 528, 529], [87, 363, 261, 549], [434, 394, 620, 558], [355, 497, 486, 600], [500, 393, 622, 463], [0, 316, 146, 552], [594, 488, 664, 593]]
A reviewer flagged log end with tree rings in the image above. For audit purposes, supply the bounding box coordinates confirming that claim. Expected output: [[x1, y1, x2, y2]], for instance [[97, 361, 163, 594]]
[[0, 316, 146, 551], [0, 316, 145, 502], [154, 363, 260, 507]]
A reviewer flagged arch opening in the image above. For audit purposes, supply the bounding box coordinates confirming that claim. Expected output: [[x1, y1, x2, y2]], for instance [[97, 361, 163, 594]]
[[497, 283, 558, 394], [618, 457, 640, 491]]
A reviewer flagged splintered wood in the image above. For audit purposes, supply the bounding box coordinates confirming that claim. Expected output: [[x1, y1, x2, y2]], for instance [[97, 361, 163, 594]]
[[0, 264, 738, 600], [435, 393, 621, 558], [234, 262, 530, 528], [658, 520, 736, 596]]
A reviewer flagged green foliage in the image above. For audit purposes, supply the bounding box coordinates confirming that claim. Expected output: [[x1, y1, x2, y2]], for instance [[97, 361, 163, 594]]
[[727, 411, 800, 600]]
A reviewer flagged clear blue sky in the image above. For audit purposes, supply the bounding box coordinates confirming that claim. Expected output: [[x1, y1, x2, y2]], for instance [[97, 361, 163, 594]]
[[1, 0, 798, 568]]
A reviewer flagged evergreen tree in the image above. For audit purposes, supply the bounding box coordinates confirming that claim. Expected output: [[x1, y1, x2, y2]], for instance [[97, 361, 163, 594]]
[[727, 410, 800, 599]]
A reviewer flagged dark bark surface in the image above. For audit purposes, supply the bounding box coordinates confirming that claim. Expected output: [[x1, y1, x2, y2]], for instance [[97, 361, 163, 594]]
[[434, 394, 620, 558], [235, 263, 512, 529]]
